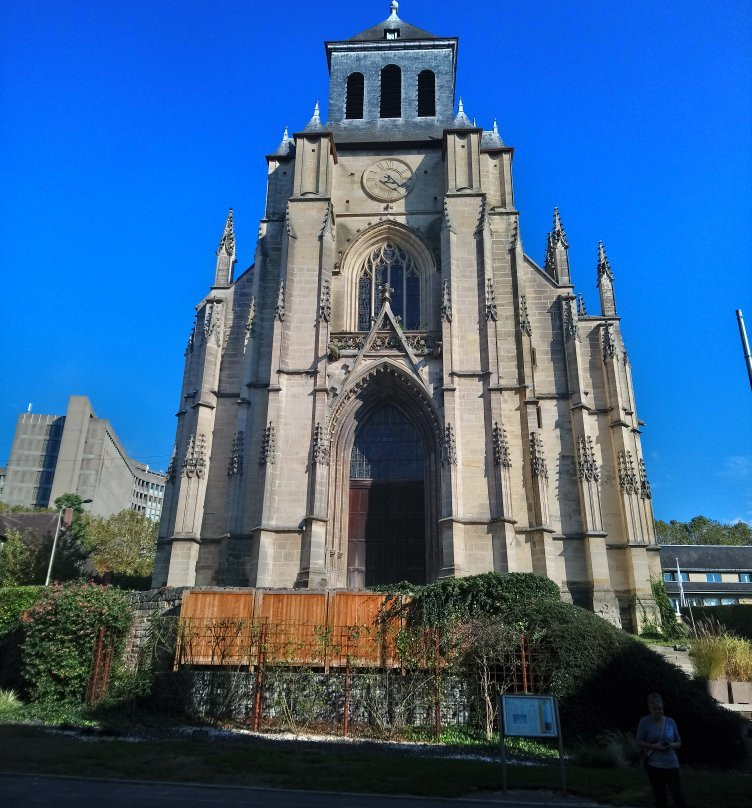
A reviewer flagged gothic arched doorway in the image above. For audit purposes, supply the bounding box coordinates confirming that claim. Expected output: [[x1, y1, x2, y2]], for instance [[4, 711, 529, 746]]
[[347, 403, 426, 587]]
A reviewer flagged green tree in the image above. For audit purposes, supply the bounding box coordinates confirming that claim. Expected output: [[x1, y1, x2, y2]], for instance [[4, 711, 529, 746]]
[[0, 529, 37, 586], [87, 510, 157, 576], [655, 516, 752, 546], [53, 493, 94, 552]]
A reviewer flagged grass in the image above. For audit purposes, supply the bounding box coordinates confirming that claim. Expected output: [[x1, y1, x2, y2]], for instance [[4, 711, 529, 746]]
[[0, 689, 22, 718], [0, 722, 750, 807]]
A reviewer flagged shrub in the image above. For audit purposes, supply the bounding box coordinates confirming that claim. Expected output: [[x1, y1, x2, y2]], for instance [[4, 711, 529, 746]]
[[689, 634, 728, 679], [726, 637, 752, 681], [0, 688, 22, 718], [21, 582, 133, 706], [378, 572, 560, 626], [688, 622, 752, 681], [683, 605, 752, 640], [572, 731, 638, 769], [518, 601, 746, 766], [0, 586, 46, 690], [0, 586, 46, 637]]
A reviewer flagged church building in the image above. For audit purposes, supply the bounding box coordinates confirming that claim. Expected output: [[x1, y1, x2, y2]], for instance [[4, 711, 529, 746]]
[[153, 3, 660, 630]]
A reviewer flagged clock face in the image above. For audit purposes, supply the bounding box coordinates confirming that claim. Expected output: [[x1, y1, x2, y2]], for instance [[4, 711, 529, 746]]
[[362, 159, 415, 202]]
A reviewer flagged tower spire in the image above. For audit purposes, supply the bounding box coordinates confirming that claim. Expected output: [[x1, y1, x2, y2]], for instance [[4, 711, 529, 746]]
[[596, 241, 616, 316], [214, 208, 236, 287], [544, 206, 571, 284], [453, 96, 471, 127], [304, 101, 323, 131], [273, 126, 294, 157]]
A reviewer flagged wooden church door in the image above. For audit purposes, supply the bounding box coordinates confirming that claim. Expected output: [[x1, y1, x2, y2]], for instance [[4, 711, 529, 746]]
[[347, 404, 426, 588]]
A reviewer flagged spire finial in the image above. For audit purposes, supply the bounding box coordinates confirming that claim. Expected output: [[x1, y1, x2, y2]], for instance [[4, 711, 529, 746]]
[[217, 208, 235, 255], [553, 207, 563, 233], [458, 97, 464, 114], [214, 208, 236, 285], [492, 118, 499, 136], [389, 1, 399, 18], [304, 101, 323, 132], [597, 240, 613, 280], [596, 241, 616, 315], [282, 126, 289, 141]]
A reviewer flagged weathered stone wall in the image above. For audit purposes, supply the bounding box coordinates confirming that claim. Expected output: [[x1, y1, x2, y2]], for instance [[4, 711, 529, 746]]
[[125, 587, 185, 668]]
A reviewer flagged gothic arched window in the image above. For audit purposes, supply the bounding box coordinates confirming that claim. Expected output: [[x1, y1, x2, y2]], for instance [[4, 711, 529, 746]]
[[350, 404, 424, 481], [417, 70, 435, 117], [380, 64, 401, 118], [356, 242, 420, 331], [345, 72, 364, 119]]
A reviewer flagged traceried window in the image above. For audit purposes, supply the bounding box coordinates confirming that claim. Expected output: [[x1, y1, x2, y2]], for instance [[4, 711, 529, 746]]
[[356, 242, 420, 331], [350, 404, 423, 480], [345, 72, 364, 119]]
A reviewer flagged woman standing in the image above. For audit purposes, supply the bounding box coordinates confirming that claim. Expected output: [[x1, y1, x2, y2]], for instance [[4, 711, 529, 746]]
[[636, 693, 686, 808]]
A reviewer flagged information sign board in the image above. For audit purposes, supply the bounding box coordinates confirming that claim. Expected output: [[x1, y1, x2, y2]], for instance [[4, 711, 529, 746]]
[[501, 694, 557, 738]]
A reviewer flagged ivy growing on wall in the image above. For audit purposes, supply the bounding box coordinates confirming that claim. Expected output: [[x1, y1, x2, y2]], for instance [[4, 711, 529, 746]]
[[376, 572, 561, 627]]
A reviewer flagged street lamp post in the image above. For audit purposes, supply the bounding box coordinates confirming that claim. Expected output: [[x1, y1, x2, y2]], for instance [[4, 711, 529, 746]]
[[45, 498, 92, 586]]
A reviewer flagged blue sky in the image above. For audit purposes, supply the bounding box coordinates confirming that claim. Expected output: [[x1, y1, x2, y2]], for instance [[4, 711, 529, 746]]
[[1, 0, 750, 523]]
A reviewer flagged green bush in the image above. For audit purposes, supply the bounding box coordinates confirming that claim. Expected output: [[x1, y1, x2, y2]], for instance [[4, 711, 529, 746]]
[[0, 586, 46, 691], [518, 601, 746, 766], [21, 582, 133, 706], [0, 688, 22, 718], [0, 586, 46, 636], [683, 605, 752, 640], [378, 572, 561, 626]]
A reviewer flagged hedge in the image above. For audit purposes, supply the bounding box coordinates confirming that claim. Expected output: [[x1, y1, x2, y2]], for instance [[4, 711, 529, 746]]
[[0, 586, 46, 690], [516, 601, 746, 765], [378, 572, 561, 626], [21, 581, 133, 705], [381, 574, 746, 766], [682, 605, 752, 640], [0, 586, 46, 637]]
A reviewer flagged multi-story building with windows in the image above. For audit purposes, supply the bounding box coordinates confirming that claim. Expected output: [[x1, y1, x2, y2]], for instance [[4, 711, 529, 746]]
[[154, 3, 660, 630], [2, 396, 166, 520], [661, 545, 752, 609]]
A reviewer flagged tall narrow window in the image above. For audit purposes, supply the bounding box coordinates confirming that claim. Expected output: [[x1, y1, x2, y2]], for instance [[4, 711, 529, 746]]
[[417, 70, 435, 117], [356, 242, 420, 331], [380, 64, 401, 118], [345, 72, 364, 119]]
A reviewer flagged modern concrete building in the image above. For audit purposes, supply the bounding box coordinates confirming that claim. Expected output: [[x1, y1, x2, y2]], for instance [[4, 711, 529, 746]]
[[661, 545, 752, 609], [154, 3, 660, 630], [2, 396, 166, 520]]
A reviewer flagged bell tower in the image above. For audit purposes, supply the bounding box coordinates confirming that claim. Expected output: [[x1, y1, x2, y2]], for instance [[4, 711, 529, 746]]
[[325, 1, 457, 140]]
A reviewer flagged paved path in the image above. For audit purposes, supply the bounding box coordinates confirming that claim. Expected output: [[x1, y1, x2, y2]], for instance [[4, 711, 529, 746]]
[[0, 773, 614, 808]]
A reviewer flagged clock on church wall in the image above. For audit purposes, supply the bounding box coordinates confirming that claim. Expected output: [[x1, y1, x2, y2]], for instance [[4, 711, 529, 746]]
[[362, 159, 415, 202]]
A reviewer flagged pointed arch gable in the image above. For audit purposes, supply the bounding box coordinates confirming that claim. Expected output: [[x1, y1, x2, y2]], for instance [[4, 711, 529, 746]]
[[327, 358, 441, 447], [324, 359, 443, 586]]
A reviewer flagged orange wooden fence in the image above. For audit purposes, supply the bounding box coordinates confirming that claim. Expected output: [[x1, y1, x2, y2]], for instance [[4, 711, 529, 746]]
[[177, 589, 406, 669]]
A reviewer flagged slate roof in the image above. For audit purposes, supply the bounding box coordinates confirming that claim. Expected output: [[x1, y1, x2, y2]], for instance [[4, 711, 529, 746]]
[[658, 544, 752, 572], [0, 512, 59, 548], [349, 13, 438, 42]]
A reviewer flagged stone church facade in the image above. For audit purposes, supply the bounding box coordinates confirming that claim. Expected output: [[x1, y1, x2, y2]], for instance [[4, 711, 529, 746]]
[[153, 3, 660, 630]]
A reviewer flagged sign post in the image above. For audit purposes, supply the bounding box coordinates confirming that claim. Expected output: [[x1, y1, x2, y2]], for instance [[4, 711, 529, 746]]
[[498, 693, 566, 795]]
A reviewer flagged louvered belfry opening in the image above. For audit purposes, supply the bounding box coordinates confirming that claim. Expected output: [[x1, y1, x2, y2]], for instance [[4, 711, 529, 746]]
[[380, 64, 401, 118], [417, 70, 435, 117], [345, 72, 364, 119]]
